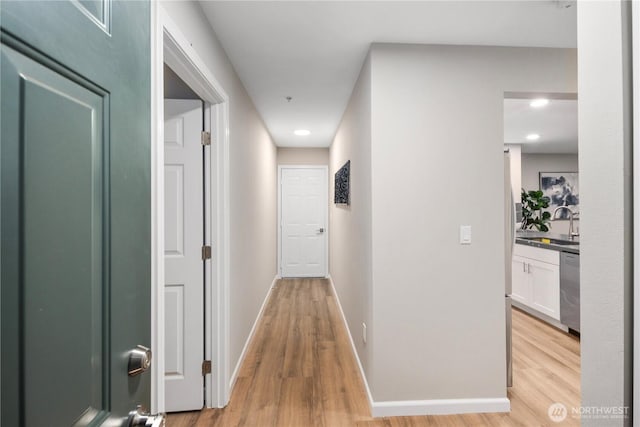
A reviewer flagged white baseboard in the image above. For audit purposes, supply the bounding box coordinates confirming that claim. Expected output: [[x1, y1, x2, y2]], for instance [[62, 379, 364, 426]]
[[511, 300, 568, 332], [371, 398, 511, 418], [229, 275, 279, 389], [327, 275, 375, 414], [328, 275, 510, 419]]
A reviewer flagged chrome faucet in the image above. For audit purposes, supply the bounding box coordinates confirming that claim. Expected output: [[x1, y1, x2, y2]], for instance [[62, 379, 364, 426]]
[[552, 206, 579, 240]]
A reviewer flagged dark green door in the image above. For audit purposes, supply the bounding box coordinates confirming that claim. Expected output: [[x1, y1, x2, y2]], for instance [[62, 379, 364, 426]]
[[1, 1, 152, 425]]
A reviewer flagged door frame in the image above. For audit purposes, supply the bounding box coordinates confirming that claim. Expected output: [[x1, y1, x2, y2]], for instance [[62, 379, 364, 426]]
[[151, 4, 231, 412], [633, 0, 639, 422], [277, 165, 329, 278]]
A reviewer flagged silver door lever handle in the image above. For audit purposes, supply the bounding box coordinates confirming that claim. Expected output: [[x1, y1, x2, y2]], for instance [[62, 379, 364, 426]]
[[318, 228, 324, 233]]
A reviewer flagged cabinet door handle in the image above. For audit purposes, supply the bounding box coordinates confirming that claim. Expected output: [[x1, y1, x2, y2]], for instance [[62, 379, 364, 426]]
[[523, 261, 526, 272], [527, 263, 531, 274]]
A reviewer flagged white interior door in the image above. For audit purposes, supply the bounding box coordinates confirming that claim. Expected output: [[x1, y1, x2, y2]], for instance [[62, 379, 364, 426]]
[[280, 167, 328, 277], [164, 99, 204, 411]]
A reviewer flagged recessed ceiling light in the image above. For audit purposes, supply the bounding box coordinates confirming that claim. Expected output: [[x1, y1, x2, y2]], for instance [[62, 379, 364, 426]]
[[294, 129, 311, 136], [526, 133, 541, 141], [530, 98, 549, 108]]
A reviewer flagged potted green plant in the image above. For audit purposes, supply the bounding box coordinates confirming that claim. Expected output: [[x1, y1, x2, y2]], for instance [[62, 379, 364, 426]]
[[520, 189, 552, 232]]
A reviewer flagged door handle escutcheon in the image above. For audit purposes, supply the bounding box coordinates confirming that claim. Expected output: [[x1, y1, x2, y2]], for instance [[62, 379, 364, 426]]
[[128, 345, 152, 376]]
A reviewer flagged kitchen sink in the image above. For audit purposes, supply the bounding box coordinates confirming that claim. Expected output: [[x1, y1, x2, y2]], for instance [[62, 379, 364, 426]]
[[520, 237, 578, 246]]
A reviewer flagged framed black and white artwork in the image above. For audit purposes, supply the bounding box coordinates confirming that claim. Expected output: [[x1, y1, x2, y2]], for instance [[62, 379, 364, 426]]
[[539, 171, 579, 219], [334, 160, 350, 205]]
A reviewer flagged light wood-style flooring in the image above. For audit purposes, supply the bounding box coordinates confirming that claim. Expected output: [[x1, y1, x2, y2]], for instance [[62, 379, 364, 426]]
[[167, 278, 580, 426]]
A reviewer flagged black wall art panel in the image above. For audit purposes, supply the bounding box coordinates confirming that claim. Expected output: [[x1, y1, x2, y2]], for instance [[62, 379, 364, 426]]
[[334, 160, 350, 205]]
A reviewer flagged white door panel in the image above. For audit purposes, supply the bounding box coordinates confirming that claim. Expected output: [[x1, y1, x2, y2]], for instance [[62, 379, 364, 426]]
[[164, 165, 185, 256], [164, 99, 204, 411], [165, 284, 185, 375], [280, 167, 328, 277]]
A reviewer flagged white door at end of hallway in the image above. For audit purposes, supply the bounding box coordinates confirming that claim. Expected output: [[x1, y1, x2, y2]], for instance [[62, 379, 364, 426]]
[[164, 99, 204, 411], [280, 167, 328, 278]]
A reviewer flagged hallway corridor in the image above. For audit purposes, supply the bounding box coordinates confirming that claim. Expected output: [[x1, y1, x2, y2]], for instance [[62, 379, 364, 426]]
[[167, 278, 580, 426]]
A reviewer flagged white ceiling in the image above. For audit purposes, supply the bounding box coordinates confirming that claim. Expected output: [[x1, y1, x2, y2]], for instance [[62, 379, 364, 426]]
[[200, 1, 577, 148], [504, 98, 578, 154]]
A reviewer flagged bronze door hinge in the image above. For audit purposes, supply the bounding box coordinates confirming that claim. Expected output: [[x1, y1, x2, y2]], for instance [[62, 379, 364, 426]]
[[201, 131, 211, 146], [202, 245, 212, 260], [202, 360, 212, 376]]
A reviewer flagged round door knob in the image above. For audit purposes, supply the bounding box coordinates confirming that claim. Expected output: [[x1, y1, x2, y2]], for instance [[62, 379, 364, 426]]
[[128, 345, 152, 376]]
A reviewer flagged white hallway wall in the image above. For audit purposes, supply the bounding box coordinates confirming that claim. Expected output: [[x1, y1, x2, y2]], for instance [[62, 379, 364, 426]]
[[330, 53, 374, 389], [277, 147, 329, 166], [578, 1, 633, 425], [160, 0, 278, 387], [331, 44, 577, 410], [370, 43, 577, 403]]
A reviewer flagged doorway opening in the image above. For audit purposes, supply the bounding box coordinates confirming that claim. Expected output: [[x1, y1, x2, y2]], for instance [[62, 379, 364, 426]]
[[163, 64, 208, 412], [503, 92, 581, 420], [151, 6, 231, 413]]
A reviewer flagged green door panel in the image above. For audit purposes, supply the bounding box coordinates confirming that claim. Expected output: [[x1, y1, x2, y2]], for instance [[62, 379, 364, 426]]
[[1, 1, 151, 425], [75, 0, 108, 28], [11, 45, 106, 426]]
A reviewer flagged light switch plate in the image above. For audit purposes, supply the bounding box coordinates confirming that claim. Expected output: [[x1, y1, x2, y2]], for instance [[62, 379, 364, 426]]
[[460, 225, 472, 244]]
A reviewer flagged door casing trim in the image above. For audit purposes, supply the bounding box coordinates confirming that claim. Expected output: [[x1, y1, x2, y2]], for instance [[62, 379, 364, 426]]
[[632, 0, 639, 421], [151, 4, 231, 412], [277, 165, 329, 278]]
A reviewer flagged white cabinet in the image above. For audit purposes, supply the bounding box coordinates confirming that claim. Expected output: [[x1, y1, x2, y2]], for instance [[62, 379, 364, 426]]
[[512, 255, 531, 303], [529, 258, 560, 319], [512, 245, 560, 321]]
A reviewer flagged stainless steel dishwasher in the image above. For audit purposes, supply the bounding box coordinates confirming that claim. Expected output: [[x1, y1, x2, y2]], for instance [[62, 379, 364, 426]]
[[560, 252, 580, 332]]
